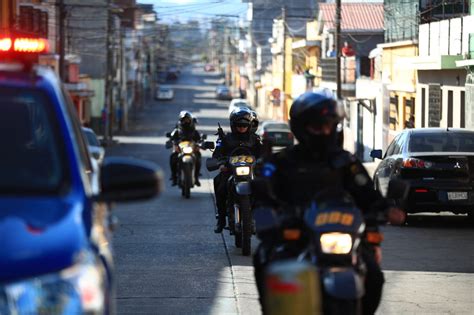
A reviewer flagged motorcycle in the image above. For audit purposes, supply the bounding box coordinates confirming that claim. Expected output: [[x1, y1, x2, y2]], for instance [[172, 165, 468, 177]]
[[207, 147, 256, 256], [253, 180, 408, 314], [166, 134, 214, 199]]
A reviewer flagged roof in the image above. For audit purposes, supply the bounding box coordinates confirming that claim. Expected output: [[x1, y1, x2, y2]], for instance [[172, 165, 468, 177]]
[[407, 128, 474, 134], [319, 3, 384, 32]]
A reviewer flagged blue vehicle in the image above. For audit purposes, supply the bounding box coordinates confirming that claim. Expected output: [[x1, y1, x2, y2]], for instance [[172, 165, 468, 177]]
[[0, 36, 163, 314]]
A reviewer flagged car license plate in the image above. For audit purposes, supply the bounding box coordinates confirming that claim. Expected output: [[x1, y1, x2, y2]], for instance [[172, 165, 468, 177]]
[[274, 133, 282, 138], [447, 192, 468, 200]]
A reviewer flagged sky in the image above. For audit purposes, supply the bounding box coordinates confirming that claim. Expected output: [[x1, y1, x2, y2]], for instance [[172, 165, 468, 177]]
[[139, 0, 249, 23]]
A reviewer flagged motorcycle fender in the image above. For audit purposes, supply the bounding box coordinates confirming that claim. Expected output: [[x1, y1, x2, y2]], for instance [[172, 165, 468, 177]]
[[322, 268, 365, 300], [235, 182, 251, 195], [182, 155, 193, 163]]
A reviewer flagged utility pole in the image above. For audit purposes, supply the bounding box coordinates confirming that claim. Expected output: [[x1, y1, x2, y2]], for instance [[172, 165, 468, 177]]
[[58, 0, 66, 80], [335, 0, 342, 100], [281, 6, 287, 120], [104, 0, 113, 144]]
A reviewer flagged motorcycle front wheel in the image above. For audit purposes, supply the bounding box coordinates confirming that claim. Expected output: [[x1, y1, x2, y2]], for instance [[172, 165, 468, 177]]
[[239, 196, 252, 256], [181, 164, 192, 199]]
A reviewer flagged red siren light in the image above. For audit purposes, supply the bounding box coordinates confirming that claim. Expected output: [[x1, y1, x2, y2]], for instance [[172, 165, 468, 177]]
[[0, 37, 49, 54], [0, 38, 12, 52]]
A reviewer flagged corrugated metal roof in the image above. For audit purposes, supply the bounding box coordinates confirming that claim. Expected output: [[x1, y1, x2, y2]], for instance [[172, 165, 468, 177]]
[[319, 3, 384, 31]]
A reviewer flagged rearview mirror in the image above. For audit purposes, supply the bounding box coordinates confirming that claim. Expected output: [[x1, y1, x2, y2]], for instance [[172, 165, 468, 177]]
[[202, 141, 215, 150], [165, 140, 173, 149], [206, 158, 220, 171], [370, 149, 383, 160], [99, 157, 163, 202], [202, 134, 207, 140]]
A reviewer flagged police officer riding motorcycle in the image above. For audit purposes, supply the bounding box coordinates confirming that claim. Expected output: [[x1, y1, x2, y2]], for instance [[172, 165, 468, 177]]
[[252, 90, 406, 314], [210, 108, 262, 238], [167, 111, 205, 189]]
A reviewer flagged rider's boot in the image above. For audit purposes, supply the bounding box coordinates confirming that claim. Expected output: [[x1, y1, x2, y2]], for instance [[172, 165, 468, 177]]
[[214, 217, 226, 233]]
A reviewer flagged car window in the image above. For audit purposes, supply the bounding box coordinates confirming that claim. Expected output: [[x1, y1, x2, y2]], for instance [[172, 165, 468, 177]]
[[385, 134, 400, 157], [84, 130, 100, 147], [395, 133, 407, 154], [409, 132, 474, 152], [61, 86, 93, 174], [265, 123, 289, 130], [0, 87, 69, 194]]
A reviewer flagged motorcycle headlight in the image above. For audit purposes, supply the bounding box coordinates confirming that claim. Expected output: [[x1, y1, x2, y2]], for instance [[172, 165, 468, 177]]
[[182, 146, 193, 154], [320, 233, 352, 254], [1, 252, 105, 314], [235, 166, 250, 176]]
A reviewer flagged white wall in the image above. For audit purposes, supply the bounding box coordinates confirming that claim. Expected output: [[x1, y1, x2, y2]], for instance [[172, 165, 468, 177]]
[[351, 78, 386, 161], [417, 83, 465, 128]]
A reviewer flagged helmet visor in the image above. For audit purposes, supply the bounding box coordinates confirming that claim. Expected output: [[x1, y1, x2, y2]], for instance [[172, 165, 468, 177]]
[[181, 117, 192, 125], [305, 121, 333, 135]]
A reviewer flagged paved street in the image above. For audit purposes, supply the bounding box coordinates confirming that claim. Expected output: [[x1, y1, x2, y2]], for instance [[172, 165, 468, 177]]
[[107, 65, 474, 314]]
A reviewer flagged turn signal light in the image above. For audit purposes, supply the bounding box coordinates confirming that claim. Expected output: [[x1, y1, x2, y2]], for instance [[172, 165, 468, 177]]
[[283, 229, 301, 240]]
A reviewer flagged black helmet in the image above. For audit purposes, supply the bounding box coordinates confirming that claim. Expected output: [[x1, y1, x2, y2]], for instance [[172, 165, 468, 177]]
[[250, 110, 259, 133], [230, 107, 252, 134], [179, 110, 195, 130], [289, 89, 344, 154]]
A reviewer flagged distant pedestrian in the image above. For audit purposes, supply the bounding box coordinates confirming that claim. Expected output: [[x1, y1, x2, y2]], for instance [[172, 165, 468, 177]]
[[327, 45, 336, 58], [342, 41, 355, 57]]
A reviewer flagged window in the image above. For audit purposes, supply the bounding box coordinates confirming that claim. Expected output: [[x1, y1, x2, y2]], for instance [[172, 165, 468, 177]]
[[385, 134, 401, 157], [409, 132, 474, 152], [389, 95, 399, 130], [461, 91, 465, 128], [447, 90, 453, 127], [404, 97, 415, 128], [0, 87, 68, 194], [421, 88, 426, 127], [61, 86, 92, 174]]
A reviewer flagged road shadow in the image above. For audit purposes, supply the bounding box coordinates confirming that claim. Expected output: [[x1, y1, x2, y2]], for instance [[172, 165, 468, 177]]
[[404, 213, 474, 229]]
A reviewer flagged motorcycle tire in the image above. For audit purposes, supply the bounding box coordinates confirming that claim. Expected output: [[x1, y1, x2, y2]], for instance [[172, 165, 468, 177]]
[[234, 204, 242, 247], [240, 196, 252, 256], [324, 297, 361, 315], [181, 165, 192, 199]]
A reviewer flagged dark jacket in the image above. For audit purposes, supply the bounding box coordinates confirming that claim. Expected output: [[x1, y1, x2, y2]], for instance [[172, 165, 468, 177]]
[[213, 132, 263, 160], [170, 126, 201, 144], [255, 144, 387, 230]]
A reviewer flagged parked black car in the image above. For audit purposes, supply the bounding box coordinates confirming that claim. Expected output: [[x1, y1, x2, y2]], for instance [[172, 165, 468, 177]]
[[371, 128, 474, 220]]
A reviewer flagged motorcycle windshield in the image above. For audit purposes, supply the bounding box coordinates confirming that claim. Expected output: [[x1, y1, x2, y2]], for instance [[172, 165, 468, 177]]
[[304, 198, 364, 234]]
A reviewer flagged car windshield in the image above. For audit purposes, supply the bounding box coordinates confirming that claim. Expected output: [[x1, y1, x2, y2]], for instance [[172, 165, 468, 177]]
[[0, 87, 67, 194], [84, 130, 100, 147], [409, 132, 474, 152], [160, 88, 171, 92]]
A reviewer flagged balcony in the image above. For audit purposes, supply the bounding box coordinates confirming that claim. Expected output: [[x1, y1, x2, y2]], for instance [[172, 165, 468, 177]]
[[409, 16, 474, 70]]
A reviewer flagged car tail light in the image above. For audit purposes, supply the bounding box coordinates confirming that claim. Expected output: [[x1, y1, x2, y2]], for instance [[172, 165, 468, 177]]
[[402, 158, 431, 169], [288, 133, 293, 140], [415, 188, 428, 193]]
